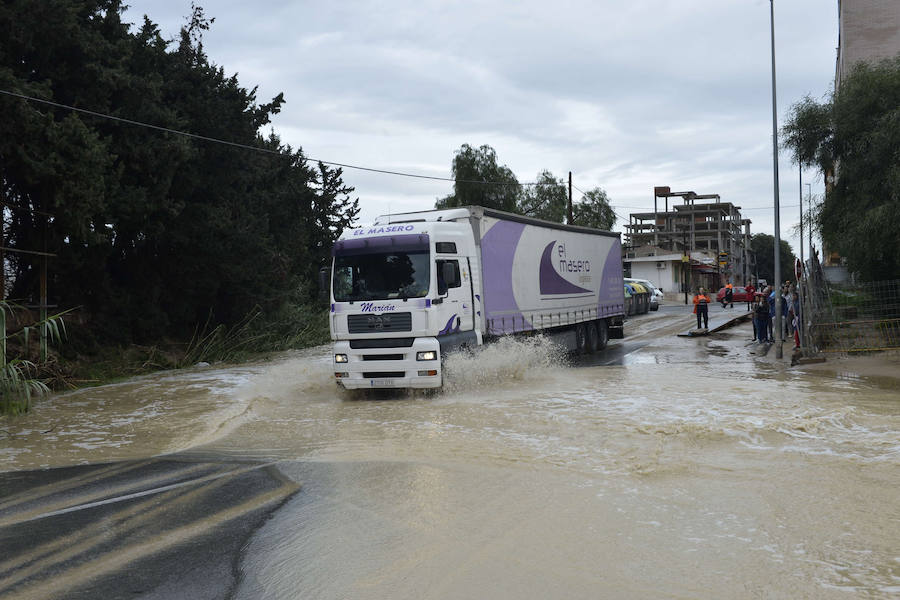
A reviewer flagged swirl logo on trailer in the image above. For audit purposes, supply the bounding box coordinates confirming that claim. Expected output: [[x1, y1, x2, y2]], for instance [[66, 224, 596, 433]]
[[539, 241, 593, 295]]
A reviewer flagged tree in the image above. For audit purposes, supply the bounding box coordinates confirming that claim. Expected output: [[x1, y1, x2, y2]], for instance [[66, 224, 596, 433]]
[[0, 1, 359, 344], [781, 95, 833, 172], [782, 56, 900, 280], [750, 234, 796, 285], [434, 144, 617, 229], [517, 170, 567, 223], [572, 187, 616, 230], [435, 144, 520, 212]]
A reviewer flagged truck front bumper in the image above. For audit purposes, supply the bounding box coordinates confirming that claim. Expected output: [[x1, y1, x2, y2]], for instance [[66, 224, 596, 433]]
[[332, 337, 442, 389]]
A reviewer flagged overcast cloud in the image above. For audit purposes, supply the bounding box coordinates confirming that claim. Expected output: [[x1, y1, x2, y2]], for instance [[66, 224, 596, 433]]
[[123, 0, 839, 257]]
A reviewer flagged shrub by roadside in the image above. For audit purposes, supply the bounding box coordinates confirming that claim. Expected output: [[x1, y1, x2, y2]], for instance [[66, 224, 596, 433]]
[[2, 302, 330, 415]]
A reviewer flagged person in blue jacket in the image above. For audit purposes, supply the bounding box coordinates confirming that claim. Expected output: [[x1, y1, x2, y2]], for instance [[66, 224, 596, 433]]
[[753, 293, 770, 342]]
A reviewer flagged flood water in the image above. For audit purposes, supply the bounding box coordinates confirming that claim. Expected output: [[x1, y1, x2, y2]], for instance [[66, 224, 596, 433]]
[[2, 311, 899, 599]]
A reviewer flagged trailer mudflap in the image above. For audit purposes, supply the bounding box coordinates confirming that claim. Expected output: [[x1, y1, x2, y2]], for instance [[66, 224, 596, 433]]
[[608, 317, 625, 339]]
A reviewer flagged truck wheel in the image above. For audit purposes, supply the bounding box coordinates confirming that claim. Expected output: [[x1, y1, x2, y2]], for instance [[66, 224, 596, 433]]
[[575, 323, 588, 354], [596, 320, 609, 350], [586, 321, 599, 353]]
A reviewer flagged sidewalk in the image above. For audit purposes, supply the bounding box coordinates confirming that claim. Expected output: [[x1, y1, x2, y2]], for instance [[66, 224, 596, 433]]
[[676, 309, 752, 337]]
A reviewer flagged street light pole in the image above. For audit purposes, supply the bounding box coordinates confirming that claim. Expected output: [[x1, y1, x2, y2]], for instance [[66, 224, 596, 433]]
[[682, 224, 689, 305], [799, 170, 804, 267], [770, 0, 783, 359], [805, 183, 811, 262]]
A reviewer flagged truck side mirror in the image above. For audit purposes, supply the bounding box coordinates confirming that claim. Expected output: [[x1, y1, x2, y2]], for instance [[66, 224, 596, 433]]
[[318, 267, 330, 304]]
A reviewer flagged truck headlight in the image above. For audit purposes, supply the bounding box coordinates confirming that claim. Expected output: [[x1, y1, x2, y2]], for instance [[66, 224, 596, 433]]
[[334, 353, 348, 363], [416, 351, 437, 361]]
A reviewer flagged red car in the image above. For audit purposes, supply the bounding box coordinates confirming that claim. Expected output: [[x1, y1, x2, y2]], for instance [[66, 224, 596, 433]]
[[716, 286, 752, 304]]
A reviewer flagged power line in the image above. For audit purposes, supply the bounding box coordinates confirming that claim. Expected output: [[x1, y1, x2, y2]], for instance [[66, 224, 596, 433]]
[[571, 182, 626, 221], [0, 88, 552, 187], [742, 203, 801, 211]]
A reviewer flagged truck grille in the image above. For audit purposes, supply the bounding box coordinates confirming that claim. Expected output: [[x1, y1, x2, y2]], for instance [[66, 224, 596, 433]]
[[363, 371, 405, 379], [362, 354, 404, 361], [350, 338, 414, 349], [347, 312, 412, 333]]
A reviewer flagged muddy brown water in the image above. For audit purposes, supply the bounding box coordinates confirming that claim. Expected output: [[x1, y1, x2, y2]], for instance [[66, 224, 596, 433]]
[[2, 313, 899, 599]]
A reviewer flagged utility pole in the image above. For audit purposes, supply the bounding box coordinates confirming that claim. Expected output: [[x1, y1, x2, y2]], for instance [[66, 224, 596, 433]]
[[567, 171, 574, 225], [682, 225, 689, 305], [799, 170, 805, 267], [770, 0, 783, 359], [804, 183, 811, 264]]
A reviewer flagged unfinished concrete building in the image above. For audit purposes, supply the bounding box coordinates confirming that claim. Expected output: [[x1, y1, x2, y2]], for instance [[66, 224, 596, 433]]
[[624, 187, 753, 295]]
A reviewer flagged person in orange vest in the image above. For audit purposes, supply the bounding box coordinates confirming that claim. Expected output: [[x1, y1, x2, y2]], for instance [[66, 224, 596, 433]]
[[724, 282, 734, 308], [693, 287, 711, 330]]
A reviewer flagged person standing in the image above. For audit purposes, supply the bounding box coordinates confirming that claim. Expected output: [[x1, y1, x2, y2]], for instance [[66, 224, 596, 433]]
[[782, 283, 792, 336], [791, 290, 801, 349], [750, 294, 762, 342], [745, 281, 756, 310], [693, 287, 711, 330], [753, 294, 770, 342], [767, 286, 776, 342], [724, 283, 734, 309]]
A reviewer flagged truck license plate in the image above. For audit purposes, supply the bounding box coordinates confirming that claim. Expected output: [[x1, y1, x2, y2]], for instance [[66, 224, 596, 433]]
[[370, 379, 395, 387]]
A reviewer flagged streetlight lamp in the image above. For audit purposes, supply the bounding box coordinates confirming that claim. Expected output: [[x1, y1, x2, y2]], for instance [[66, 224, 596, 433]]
[[769, 0, 783, 358]]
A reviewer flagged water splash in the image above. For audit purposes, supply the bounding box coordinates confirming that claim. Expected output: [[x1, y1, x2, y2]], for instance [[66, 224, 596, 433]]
[[441, 334, 567, 393]]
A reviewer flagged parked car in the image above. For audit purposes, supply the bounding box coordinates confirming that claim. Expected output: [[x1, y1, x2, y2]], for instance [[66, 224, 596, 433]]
[[716, 286, 752, 304], [625, 278, 662, 311]]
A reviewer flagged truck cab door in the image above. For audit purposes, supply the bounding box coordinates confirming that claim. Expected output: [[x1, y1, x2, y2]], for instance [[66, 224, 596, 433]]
[[436, 258, 473, 333]]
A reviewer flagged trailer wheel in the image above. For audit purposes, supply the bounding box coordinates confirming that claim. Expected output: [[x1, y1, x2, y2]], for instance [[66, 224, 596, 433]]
[[575, 323, 588, 354], [586, 321, 599, 353], [596, 320, 609, 350]]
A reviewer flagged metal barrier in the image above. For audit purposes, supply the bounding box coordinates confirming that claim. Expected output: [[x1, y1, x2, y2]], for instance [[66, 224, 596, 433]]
[[801, 253, 900, 354]]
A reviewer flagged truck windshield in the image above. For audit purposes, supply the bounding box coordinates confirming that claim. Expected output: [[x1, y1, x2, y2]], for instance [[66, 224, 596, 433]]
[[333, 252, 430, 301]]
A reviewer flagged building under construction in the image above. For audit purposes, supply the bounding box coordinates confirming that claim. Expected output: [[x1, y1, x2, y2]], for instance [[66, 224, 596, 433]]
[[623, 187, 753, 295]]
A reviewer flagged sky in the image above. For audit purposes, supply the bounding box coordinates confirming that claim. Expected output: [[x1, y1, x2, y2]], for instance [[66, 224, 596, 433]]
[[122, 0, 839, 260]]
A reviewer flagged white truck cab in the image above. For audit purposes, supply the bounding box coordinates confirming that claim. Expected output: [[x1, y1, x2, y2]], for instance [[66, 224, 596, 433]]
[[330, 209, 480, 389]]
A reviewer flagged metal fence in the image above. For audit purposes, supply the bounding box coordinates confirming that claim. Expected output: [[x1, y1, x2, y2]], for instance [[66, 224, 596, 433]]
[[801, 254, 900, 354]]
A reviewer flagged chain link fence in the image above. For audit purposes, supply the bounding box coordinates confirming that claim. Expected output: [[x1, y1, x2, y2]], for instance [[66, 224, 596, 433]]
[[801, 254, 900, 354]]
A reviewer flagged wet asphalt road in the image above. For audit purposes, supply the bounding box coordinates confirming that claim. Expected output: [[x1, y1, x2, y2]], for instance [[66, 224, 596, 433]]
[[0, 459, 297, 599], [0, 304, 774, 599]]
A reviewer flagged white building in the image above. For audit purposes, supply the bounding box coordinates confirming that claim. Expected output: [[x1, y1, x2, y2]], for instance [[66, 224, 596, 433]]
[[836, 0, 900, 89]]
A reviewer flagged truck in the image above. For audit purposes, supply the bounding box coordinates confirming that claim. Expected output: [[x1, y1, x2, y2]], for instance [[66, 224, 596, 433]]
[[327, 206, 625, 389]]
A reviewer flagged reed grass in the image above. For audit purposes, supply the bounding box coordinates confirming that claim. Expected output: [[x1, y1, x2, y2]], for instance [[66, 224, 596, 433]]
[[0, 302, 69, 415], [177, 303, 329, 367]]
